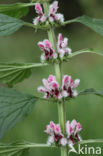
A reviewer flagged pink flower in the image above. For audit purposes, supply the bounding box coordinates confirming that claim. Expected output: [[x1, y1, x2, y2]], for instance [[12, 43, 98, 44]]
[[45, 120, 82, 146], [62, 75, 80, 98], [38, 40, 57, 62], [49, 1, 64, 23], [35, 3, 43, 15], [57, 34, 72, 58], [38, 75, 61, 99], [33, 3, 46, 25], [66, 121, 74, 137]]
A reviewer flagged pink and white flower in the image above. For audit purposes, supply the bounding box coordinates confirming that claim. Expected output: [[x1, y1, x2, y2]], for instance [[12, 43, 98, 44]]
[[45, 120, 82, 146], [38, 40, 57, 62], [57, 34, 72, 58], [62, 75, 80, 98], [48, 1, 64, 23], [38, 75, 61, 99], [33, 3, 46, 25]]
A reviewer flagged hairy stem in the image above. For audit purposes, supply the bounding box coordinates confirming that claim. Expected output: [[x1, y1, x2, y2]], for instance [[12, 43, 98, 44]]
[[43, 2, 68, 156]]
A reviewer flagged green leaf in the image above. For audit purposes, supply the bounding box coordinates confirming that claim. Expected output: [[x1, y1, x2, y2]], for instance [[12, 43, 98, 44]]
[[0, 141, 52, 156], [79, 88, 103, 97], [0, 62, 47, 87], [64, 15, 103, 36], [0, 87, 38, 138], [0, 14, 25, 36], [79, 139, 103, 145], [68, 48, 103, 59], [0, 3, 32, 18], [0, 142, 29, 156]]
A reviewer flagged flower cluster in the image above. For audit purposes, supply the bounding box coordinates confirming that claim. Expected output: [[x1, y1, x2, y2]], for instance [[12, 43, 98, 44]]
[[38, 75, 80, 99], [38, 33, 71, 62], [33, 1, 64, 26], [45, 120, 82, 146]]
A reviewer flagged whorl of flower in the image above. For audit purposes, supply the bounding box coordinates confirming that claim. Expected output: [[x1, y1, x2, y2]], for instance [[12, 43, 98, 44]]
[[37, 75, 80, 99], [38, 34, 71, 62], [33, 1, 64, 26], [45, 120, 82, 146]]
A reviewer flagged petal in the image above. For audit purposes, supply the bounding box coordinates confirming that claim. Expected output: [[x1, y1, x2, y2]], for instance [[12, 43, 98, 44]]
[[71, 119, 77, 129], [68, 76, 73, 86], [49, 1, 58, 15], [35, 3, 43, 15], [72, 90, 78, 97], [55, 124, 61, 134], [47, 136, 55, 145], [51, 81, 59, 89], [66, 121, 73, 136], [56, 13, 64, 23], [62, 75, 69, 86], [38, 41, 45, 49], [73, 79, 80, 88], [50, 121, 55, 130], [40, 54, 46, 62], [53, 53, 58, 59], [61, 38, 68, 48], [65, 48, 72, 54], [60, 138, 67, 146], [37, 86, 46, 92], [76, 123, 82, 133], [48, 75, 56, 82], [45, 125, 51, 134], [40, 15, 47, 22], [62, 90, 68, 97], [33, 17, 39, 25], [58, 33, 63, 47], [49, 16, 54, 22], [42, 79, 50, 89], [44, 40, 52, 48]]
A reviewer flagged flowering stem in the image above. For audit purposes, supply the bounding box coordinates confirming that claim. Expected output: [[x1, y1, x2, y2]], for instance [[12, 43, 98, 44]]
[[43, 2, 68, 156]]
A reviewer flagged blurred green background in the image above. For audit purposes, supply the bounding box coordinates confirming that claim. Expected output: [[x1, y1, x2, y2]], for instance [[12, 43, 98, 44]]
[[0, 0, 103, 155]]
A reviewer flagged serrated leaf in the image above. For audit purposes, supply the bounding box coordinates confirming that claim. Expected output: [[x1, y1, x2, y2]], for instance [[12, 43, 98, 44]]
[[0, 3, 31, 18], [0, 62, 47, 87], [0, 14, 25, 36], [79, 88, 103, 97], [64, 15, 103, 36], [68, 49, 103, 59], [0, 87, 38, 138]]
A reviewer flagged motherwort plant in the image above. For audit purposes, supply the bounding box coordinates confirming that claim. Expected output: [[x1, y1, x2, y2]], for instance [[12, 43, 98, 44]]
[[0, 0, 103, 155]]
